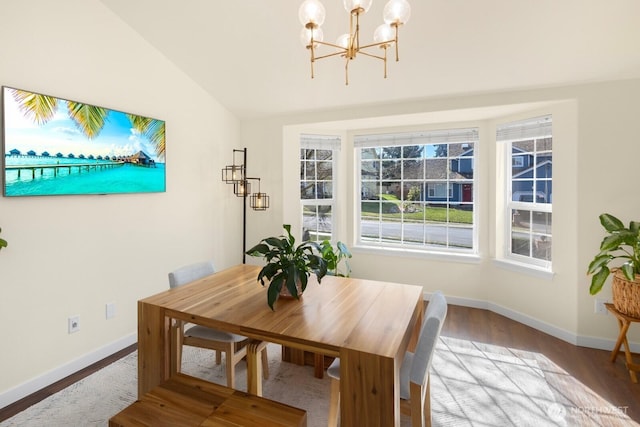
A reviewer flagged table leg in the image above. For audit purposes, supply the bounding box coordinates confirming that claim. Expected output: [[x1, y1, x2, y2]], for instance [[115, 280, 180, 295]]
[[339, 349, 399, 427], [247, 340, 267, 396], [169, 320, 183, 376], [138, 301, 171, 397]]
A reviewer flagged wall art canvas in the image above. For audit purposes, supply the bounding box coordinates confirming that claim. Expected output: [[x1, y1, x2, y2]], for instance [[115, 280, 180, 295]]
[[2, 86, 166, 197]]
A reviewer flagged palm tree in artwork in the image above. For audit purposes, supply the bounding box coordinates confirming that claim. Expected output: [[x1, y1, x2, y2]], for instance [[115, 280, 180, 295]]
[[8, 88, 165, 158]]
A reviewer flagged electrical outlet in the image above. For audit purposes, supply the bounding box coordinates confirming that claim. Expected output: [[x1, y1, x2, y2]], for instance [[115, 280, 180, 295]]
[[594, 298, 608, 315], [68, 315, 80, 333], [106, 302, 116, 319]]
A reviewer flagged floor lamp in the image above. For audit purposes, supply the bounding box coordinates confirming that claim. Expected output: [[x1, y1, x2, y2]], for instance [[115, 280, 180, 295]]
[[221, 148, 270, 263]]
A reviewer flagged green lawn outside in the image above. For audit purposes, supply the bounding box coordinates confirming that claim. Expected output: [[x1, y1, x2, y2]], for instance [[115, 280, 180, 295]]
[[362, 195, 473, 224]]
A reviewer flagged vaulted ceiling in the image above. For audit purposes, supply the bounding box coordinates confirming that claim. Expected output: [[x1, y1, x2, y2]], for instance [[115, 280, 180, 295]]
[[100, 0, 640, 120]]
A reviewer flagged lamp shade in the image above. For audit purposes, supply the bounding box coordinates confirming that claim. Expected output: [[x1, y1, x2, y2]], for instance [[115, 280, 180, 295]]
[[373, 23, 395, 44], [343, 0, 373, 13], [234, 180, 250, 197], [383, 0, 411, 25], [250, 192, 270, 210], [300, 26, 324, 48], [299, 0, 326, 27]]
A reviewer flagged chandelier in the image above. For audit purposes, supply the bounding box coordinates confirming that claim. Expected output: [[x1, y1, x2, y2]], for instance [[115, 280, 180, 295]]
[[299, 0, 411, 85]]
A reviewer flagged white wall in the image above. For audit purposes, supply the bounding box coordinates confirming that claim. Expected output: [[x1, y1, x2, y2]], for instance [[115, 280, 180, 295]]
[[241, 79, 640, 351], [0, 0, 243, 404]]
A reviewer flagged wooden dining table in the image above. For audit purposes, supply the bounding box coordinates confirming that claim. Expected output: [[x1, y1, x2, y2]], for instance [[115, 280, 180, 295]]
[[138, 264, 424, 426]]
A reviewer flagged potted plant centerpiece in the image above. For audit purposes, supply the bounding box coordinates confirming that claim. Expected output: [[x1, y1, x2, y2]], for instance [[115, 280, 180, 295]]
[[246, 224, 327, 310], [319, 239, 352, 277], [0, 227, 7, 251], [587, 213, 640, 318]]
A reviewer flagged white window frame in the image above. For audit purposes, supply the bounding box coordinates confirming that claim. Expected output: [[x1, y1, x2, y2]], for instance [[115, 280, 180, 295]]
[[498, 115, 553, 271], [300, 135, 340, 242], [354, 128, 479, 255]]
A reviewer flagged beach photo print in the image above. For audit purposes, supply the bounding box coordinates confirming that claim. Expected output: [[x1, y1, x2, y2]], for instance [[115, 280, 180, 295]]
[[2, 86, 166, 197]]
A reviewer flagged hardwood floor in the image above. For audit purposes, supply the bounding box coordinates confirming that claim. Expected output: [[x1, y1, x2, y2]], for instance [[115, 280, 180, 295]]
[[442, 305, 640, 424], [1, 305, 639, 424]]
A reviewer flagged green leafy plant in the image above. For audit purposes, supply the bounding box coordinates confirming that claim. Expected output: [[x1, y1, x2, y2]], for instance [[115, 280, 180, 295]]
[[0, 227, 7, 251], [587, 213, 640, 295], [319, 240, 352, 277], [246, 224, 327, 310]]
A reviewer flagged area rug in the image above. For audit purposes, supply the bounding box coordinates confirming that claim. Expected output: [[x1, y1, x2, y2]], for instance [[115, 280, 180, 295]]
[[1, 337, 636, 426]]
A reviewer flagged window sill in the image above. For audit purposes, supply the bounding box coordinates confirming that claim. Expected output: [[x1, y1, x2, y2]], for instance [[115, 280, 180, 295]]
[[352, 244, 481, 264], [492, 259, 554, 280]]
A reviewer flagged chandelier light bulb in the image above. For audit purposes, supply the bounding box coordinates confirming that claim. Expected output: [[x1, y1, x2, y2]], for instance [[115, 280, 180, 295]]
[[300, 26, 324, 47], [299, 0, 326, 27], [373, 23, 395, 45], [336, 33, 352, 49], [383, 0, 411, 25], [343, 0, 373, 14]]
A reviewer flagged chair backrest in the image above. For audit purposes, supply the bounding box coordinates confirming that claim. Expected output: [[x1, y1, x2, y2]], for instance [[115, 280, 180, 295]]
[[168, 261, 216, 288], [409, 291, 447, 388]]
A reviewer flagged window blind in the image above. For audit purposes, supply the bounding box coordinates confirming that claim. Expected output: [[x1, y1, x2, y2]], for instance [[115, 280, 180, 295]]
[[496, 115, 552, 142], [354, 128, 479, 148], [300, 134, 341, 150]]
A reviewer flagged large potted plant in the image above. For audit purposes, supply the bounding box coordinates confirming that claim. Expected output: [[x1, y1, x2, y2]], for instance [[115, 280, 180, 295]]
[[587, 213, 640, 318], [246, 224, 327, 310], [0, 227, 7, 251]]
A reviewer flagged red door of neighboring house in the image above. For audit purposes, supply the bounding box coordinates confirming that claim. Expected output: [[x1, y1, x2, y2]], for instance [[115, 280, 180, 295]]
[[462, 184, 473, 202]]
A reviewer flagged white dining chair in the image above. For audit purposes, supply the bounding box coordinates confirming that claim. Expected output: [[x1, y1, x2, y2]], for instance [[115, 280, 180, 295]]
[[326, 291, 448, 427], [169, 261, 269, 389]]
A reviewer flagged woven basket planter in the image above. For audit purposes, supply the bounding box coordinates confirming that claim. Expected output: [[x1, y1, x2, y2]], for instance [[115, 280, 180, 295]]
[[612, 270, 640, 319]]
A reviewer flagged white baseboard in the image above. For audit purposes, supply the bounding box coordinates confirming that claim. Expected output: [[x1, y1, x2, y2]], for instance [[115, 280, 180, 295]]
[[423, 292, 640, 353], [0, 332, 136, 410]]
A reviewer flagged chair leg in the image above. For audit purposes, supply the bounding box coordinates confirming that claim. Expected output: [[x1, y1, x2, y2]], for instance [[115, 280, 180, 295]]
[[327, 378, 340, 427], [261, 347, 269, 380], [425, 375, 432, 427]]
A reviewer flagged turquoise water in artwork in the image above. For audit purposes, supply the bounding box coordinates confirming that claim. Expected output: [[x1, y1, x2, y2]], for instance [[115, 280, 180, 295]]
[[4, 156, 165, 196]]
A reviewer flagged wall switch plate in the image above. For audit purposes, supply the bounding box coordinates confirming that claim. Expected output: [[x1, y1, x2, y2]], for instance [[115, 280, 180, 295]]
[[68, 315, 80, 333], [594, 298, 608, 315], [106, 302, 116, 319]]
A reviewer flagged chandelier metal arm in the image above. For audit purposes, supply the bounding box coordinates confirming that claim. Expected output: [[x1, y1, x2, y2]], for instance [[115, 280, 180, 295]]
[[356, 50, 386, 62], [299, 0, 411, 83], [313, 39, 349, 51]]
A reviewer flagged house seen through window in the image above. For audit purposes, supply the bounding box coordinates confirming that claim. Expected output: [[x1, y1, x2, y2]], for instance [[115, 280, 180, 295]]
[[355, 128, 478, 253]]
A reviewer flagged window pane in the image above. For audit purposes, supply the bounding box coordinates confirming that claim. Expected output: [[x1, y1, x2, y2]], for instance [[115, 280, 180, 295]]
[[532, 233, 552, 261], [304, 161, 316, 180], [316, 149, 332, 161], [300, 181, 315, 199], [425, 158, 447, 179], [402, 145, 424, 158], [357, 129, 477, 252], [317, 182, 333, 199], [537, 137, 552, 151], [381, 219, 401, 242], [361, 147, 381, 160], [361, 160, 380, 180], [317, 161, 333, 180], [382, 160, 401, 180], [403, 159, 424, 179], [361, 182, 381, 200]]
